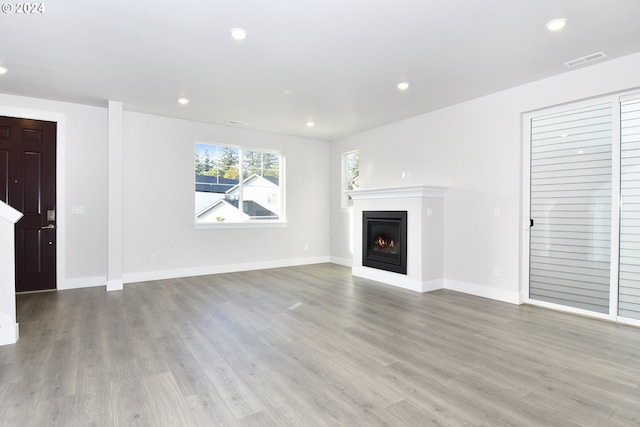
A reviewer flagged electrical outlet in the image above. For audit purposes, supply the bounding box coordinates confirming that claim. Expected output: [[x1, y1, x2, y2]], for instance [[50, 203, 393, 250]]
[[494, 267, 501, 277]]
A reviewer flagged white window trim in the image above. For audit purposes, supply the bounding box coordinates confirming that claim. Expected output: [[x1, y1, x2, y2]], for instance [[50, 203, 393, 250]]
[[194, 221, 287, 230]]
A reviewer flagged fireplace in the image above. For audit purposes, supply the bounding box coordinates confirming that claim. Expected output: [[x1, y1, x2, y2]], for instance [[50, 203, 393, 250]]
[[349, 185, 447, 292], [362, 211, 407, 274]]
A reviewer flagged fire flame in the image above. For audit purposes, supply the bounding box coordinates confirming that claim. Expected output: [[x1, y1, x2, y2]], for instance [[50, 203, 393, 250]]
[[374, 236, 396, 251]]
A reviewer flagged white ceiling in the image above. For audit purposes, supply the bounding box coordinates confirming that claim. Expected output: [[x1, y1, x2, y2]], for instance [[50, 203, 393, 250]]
[[1, 0, 640, 141]]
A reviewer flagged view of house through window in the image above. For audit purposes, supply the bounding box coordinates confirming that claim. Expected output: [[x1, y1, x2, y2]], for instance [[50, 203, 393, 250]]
[[343, 150, 360, 207], [195, 143, 282, 223]]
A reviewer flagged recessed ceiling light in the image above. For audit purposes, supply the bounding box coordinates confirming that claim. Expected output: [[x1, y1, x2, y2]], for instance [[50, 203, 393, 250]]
[[397, 82, 409, 91], [546, 18, 567, 31], [0, 66, 7, 75], [178, 98, 189, 105], [283, 89, 294, 96], [306, 121, 315, 128], [230, 28, 248, 41]]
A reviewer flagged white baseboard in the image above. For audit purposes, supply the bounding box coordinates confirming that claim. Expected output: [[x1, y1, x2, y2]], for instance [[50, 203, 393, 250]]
[[352, 267, 445, 293], [617, 316, 640, 328], [444, 279, 521, 305], [123, 256, 331, 284], [523, 297, 612, 321], [0, 312, 18, 346], [106, 279, 124, 292], [58, 276, 107, 291], [422, 278, 445, 292], [329, 256, 352, 267], [349, 271, 520, 303], [51, 263, 521, 308]]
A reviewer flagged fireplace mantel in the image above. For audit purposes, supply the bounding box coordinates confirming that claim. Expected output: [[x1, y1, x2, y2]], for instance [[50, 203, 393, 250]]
[[348, 184, 448, 293], [348, 185, 448, 201]]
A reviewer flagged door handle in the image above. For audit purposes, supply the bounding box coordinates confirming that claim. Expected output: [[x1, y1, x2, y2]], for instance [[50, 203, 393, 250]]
[[40, 224, 56, 230]]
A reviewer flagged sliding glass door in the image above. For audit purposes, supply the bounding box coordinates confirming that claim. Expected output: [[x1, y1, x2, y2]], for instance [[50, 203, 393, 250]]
[[528, 92, 640, 323], [529, 103, 613, 314]]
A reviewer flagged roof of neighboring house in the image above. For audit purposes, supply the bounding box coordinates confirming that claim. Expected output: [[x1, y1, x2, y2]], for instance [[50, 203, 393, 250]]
[[195, 174, 238, 193], [195, 174, 238, 184], [196, 198, 233, 218], [225, 174, 279, 195], [196, 197, 277, 219], [195, 183, 236, 193], [225, 199, 277, 217], [260, 175, 279, 186]]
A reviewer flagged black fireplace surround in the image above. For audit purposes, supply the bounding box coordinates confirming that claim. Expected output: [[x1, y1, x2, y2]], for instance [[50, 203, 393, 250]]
[[362, 210, 407, 274]]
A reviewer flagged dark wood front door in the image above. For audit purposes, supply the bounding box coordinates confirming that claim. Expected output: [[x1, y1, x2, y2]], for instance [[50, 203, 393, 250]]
[[0, 116, 57, 292]]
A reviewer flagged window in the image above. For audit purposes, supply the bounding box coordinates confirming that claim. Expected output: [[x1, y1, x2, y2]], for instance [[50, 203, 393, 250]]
[[342, 150, 359, 207], [195, 143, 283, 224]]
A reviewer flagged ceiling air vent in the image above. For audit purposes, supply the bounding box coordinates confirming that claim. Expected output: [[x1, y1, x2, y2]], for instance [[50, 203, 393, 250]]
[[564, 51, 607, 68], [227, 120, 248, 126]]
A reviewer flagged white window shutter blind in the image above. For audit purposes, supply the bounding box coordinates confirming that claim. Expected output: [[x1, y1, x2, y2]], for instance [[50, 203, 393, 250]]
[[529, 103, 613, 314], [619, 97, 640, 319]]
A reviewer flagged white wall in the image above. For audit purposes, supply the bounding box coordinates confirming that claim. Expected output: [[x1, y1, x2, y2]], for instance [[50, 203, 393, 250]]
[[122, 112, 331, 282], [330, 52, 640, 303], [0, 94, 109, 290], [0, 93, 331, 293]]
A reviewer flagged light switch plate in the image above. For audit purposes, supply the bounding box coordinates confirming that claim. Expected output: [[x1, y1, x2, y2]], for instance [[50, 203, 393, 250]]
[[71, 206, 85, 215]]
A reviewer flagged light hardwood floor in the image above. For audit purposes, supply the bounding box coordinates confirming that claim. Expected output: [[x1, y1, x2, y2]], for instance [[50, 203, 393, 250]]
[[1, 263, 640, 426]]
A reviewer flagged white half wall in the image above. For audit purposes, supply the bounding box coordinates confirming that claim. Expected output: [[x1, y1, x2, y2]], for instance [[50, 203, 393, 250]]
[[0, 201, 22, 345]]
